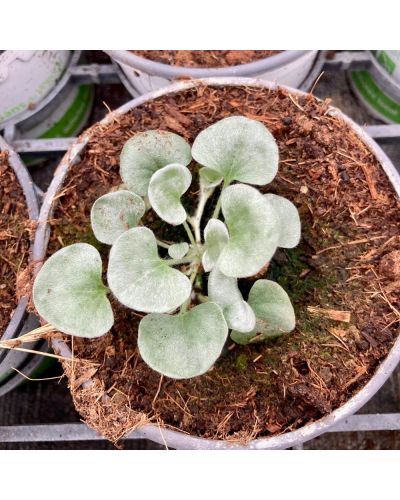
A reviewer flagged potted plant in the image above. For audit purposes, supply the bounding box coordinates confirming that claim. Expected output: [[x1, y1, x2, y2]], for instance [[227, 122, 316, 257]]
[[0, 136, 41, 396], [31, 78, 400, 449], [105, 50, 319, 97]]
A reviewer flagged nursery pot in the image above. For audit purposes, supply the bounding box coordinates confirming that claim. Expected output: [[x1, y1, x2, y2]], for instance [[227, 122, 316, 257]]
[[32, 77, 400, 449], [349, 50, 400, 124], [0, 136, 43, 396], [0, 51, 94, 155], [105, 50, 319, 97]]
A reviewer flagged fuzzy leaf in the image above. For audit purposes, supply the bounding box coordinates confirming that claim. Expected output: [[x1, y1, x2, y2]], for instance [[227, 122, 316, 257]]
[[33, 244, 113, 338], [199, 167, 223, 188], [120, 130, 192, 196], [202, 218, 229, 272], [148, 163, 192, 225], [208, 267, 256, 333], [218, 184, 279, 278], [168, 242, 190, 259], [192, 116, 279, 186], [231, 280, 295, 344], [90, 190, 145, 245], [264, 194, 301, 248], [108, 227, 191, 313], [138, 302, 228, 379]]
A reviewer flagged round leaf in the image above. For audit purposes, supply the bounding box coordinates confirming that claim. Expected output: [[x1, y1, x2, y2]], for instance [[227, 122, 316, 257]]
[[168, 242, 190, 259], [202, 218, 229, 272], [192, 116, 279, 186], [138, 302, 228, 379], [231, 279, 295, 344], [219, 184, 279, 278], [91, 190, 145, 245], [208, 267, 256, 333], [33, 244, 113, 338], [148, 163, 192, 225], [108, 227, 191, 313], [264, 193, 301, 248], [120, 130, 192, 196]]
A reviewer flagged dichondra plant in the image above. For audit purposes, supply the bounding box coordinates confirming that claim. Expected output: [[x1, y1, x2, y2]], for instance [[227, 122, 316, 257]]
[[33, 116, 301, 379]]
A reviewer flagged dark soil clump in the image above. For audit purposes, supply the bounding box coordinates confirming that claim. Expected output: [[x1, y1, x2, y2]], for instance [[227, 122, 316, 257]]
[[0, 151, 31, 334], [131, 50, 280, 68], [44, 84, 400, 444]]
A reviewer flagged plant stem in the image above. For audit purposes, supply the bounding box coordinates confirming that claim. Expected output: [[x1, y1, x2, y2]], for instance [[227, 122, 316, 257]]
[[165, 257, 195, 267], [212, 180, 229, 219], [180, 263, 200, 313], [156, 239, 170, 249], [183, 220, 196, 246], [189, 186, 215, 243]]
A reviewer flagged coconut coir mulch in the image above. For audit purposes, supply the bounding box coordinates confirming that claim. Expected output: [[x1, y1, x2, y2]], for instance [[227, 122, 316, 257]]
[[42, 84, 400, 445], [131, 50, 280, 68], [0, 151, 31, 335]]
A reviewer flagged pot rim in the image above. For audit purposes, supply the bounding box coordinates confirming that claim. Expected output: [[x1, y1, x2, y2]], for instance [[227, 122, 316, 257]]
[[33, 77, 400, 449], [0, 51, 81, 131], [105, 50, 316, 79], [0, 136, 39, 348]]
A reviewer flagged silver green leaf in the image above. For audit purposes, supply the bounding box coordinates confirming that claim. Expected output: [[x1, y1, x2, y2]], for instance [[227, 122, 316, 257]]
[[208, 267, 256, 333], [33, 244, 113, 338], [148, 163, 192, 225], [192, 116, 279, 186], [168, 242, 190, 259], [108, 227, 191, 313], [90, 190, 145, 245], [202, 218, 229, 272], [199, 167, 223, 189], [264, 193, 301, 248], [218, 184, 279, 278], [120, 130, 192, 196], [138, 302, 228, 379], [231, 279, 295, 345]]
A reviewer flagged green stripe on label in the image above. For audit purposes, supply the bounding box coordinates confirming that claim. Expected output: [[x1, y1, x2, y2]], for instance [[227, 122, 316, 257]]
[[351, 71, 400, 123], [40, 84, 94, 138], [376, 51, 396, 75]]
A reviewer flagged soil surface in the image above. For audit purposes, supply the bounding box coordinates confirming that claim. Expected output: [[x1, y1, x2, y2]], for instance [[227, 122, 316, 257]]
[[131, 50, 280, 68], [0, 152, 31, 334], [43, 84, 400, 444]]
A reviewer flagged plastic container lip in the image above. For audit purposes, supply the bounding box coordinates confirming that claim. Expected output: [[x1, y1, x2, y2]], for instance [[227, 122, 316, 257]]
[[33, 77, 400, 449], [0, 136, 39, 363], [105, 50, 313, 78], [0, 51, 81, 131]]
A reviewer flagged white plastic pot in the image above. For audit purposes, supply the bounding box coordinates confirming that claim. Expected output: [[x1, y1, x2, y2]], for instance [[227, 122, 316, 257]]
[[33, 77, 400, 449], [0, 51, 71, 127], [349, 51, 400, 124], [106, 50, 319, 96]]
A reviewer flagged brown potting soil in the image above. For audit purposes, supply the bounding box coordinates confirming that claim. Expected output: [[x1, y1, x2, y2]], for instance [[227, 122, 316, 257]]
[[0, 151, 31, 334], [43, 84, 400, 444], [130, 50, 280, 68]]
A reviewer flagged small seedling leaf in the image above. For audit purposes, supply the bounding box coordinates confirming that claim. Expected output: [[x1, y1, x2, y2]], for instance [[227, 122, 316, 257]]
[[120, 130, 192, 196], [192, 116, 279, 186], [218, 184, 279, 278], [33, 244, 113, 338], [264, 193, 301, 248], [138, 302, 228, 379], [91, 190, 145, 245], [108, 227, 191, 313], [148, 163, 192, 225]]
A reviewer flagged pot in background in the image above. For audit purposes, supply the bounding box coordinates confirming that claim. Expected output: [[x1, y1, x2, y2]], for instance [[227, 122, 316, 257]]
[[0, 136, 43, 396], [349, 50, 400, 124], [106, 50, 319, 97]]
